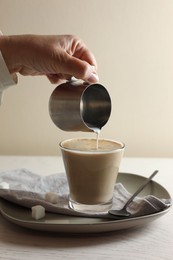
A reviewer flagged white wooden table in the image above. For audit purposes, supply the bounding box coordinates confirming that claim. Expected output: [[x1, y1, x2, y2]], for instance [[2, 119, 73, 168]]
[[0, 156, 173, 260]]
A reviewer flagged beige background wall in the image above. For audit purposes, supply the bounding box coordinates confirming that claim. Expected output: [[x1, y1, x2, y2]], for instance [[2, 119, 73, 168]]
[[0, 0, 173, 157]]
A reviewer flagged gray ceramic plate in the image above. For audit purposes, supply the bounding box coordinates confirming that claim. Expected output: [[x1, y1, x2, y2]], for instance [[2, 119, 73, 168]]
[[0, 172, 171, 233]]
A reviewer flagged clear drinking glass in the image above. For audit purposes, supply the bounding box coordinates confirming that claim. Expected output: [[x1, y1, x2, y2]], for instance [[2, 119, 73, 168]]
[[60, 138, 125, 213]]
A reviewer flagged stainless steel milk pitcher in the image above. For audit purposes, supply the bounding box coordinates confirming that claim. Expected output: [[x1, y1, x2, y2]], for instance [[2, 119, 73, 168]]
[[49, 80, 111, 132]]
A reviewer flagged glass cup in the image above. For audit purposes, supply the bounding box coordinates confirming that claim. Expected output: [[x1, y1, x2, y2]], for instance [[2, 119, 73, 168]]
[[59, 138, 125, 213]]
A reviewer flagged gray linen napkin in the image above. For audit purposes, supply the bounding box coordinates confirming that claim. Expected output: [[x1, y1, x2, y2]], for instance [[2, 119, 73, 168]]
[[0, 169, 171, 218]]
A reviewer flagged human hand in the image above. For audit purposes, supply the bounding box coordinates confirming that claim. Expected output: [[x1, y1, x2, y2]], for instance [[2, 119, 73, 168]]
[[0, 34, 99, 84]]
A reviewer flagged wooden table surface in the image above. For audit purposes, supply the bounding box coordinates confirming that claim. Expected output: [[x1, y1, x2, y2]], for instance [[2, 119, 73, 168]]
[[0, 156, 173, 260]]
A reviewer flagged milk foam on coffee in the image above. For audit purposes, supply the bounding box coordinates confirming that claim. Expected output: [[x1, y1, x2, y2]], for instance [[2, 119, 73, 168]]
[[61, 138, 123, 152]]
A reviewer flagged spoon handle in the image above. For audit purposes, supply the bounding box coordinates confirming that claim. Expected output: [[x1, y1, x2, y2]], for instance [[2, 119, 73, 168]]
[[123, 170, 159, 208]]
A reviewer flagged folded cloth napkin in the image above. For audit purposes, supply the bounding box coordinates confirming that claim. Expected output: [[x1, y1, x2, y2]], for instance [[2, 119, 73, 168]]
[[0, 169, 171, 219]]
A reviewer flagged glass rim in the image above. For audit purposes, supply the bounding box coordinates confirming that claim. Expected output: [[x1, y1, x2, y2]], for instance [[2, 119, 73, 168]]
[[59, 138, 125, 154]]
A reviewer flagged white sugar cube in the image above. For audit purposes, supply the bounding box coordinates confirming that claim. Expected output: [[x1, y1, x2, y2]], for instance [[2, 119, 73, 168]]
[[0, 182, 9, 189], [31, 205, 45, 220], [45, 192, 59, 204]]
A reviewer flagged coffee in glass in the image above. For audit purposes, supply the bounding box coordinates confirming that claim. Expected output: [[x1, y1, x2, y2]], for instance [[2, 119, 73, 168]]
[[60, 138, 125, 213]]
